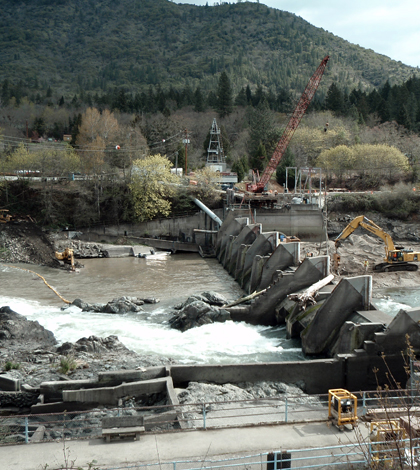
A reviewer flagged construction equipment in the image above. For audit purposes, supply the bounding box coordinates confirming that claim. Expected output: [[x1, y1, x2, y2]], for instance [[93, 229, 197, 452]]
[[246, 55, 329, 192], [369, 420, 407, 468], [0, 209, 12, 223], [328, 388, 358, 431], [334, 215, 420, 272], [55, 247, 75, 271]]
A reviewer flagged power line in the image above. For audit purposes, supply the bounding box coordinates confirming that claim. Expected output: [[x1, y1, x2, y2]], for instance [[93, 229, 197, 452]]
[[0, 129, 188, 155]]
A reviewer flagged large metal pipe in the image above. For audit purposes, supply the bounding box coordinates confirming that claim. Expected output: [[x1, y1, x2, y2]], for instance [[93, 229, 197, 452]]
[[192, 198, 223, 227]]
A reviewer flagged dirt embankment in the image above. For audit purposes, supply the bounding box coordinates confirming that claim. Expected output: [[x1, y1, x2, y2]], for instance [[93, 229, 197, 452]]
[[0, 222, 60, 267]]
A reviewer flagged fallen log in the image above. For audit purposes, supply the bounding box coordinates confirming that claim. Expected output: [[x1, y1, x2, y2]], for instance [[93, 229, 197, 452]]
[[223, 288, 267, 308], [287, 274, 334, 309]]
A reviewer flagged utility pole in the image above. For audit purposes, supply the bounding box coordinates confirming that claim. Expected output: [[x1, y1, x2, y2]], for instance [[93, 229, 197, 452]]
[[183, 129, 190, 176]]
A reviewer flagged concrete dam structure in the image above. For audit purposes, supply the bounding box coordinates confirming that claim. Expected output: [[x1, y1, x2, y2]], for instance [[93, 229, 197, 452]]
[[214, 209, 420, 389]]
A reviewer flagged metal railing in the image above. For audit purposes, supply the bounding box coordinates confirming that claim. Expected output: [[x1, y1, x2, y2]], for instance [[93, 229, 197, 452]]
[[1, 389, 420, 446], [48, 441, 418, 470]]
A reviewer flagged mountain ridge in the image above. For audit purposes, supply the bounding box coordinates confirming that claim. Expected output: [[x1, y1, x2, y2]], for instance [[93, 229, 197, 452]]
[[0, 0, 418, 98]]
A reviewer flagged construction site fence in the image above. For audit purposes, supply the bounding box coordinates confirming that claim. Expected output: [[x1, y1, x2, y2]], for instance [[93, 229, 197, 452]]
[[1, 388, 420, 447]]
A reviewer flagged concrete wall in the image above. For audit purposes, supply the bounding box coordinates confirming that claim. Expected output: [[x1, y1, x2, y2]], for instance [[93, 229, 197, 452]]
[[254, 206, 325, 241], [301, 276, 372, 356], [77, 206, 324, 245], [170, 360, 343, 395], [63, 377, 169, 405]]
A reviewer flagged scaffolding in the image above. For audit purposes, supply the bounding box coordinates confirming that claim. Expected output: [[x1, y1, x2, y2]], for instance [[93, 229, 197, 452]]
[[206, 118, 225, 168]]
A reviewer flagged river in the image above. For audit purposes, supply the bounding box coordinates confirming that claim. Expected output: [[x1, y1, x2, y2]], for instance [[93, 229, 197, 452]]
[[0, 254, 304, 364], [1, 254, 418, 365]]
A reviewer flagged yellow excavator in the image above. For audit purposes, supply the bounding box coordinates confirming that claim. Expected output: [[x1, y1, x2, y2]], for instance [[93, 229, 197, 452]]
[[55, 247, 75, 271], [0, 209, 12, 223], [334, 215, 420, 272]]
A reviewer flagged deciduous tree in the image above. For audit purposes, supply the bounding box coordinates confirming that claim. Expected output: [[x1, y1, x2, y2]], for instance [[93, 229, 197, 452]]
[[129, 154, 176, 222], [76, 107, 119, 174]]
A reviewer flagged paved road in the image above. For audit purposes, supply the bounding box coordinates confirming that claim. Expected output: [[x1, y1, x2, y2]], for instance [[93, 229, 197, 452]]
[[0, 421, 369, 470]]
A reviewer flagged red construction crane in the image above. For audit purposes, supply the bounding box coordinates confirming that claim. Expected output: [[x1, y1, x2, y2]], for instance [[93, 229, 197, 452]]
[[247, 55, 330, 192]]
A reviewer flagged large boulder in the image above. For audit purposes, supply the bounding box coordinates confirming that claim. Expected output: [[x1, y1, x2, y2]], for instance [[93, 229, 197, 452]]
[[56, 335, 132, 355], [71, 296, 159, 314], [0, 306, 57, 349], [169, 301, 230, 332]]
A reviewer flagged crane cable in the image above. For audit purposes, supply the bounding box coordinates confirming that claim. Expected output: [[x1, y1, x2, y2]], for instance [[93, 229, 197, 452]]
[[4, 265, 71, 304]]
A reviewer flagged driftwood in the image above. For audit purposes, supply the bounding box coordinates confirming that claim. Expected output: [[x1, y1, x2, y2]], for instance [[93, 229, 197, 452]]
[[223, 288, 268, 308], [287, 274, 334, 309]]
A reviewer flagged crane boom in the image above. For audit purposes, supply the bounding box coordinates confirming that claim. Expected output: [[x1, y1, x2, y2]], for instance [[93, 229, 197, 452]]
[[247, 55, 329, 192]]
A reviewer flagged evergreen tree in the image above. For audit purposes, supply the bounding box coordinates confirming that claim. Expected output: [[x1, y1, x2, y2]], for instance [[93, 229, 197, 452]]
[[182, 85, 194, 106], [231, 158, 245, 182], [248, 99, 280, 158], [380, 80, 391, 101], [193, 86, 206, 112], [325, 82, 345, 115], [250, 141, 268, 173], [377, 98, 390, 123], [397, 105, 412, 130], [216, 71, 233, 118], [245, 85, 252, 104], [207, 90, 218, 108], [275, 146, 295, 189], [235, 87, 248, 107]]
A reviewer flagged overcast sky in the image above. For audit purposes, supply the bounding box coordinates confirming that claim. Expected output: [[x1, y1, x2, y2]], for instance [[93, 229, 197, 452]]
[[176, 0, 420, 68]]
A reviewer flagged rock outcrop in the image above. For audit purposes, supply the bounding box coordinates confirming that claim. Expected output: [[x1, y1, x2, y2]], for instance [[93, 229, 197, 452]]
[[70, 296, 159, 313], [0, 306, 57, 350]]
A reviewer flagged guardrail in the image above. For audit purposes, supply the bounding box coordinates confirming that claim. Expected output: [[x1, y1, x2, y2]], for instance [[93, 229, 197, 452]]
[[21, 442, 416, 470], [1, 389, 420, 446]]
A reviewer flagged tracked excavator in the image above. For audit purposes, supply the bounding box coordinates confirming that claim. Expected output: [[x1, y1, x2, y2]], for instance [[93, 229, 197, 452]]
[[55, 247, 75, 271], [0, 209, 12, 223], [334, 215, 420, 272]]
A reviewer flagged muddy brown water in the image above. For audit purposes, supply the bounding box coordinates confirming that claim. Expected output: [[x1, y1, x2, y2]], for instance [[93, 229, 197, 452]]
[[0, 254, 243, 308], [0, 254, 305, 364]]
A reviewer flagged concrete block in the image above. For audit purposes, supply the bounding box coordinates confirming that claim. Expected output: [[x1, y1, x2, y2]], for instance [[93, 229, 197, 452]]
[[229, 256, 329, 326], [302, 276, 372, 356], [240, 232, 278, 291], [63, 377, 170, 405], [102, 246, 133, 258], [227, 224, 261, 274], [215, 212, 249, 260], [257, 242, 300, 291], [0, 374, 21, 391]]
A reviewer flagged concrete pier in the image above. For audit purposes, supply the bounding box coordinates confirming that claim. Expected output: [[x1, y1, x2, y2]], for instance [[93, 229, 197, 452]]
[[228, 256, 330, 326], [237, 232, 278, 291], [301, 276, 372, 355], [252, 242, 300, 292]]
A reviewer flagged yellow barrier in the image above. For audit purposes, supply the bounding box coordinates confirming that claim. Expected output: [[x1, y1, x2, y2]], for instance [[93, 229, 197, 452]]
[[4, 264, 71, 304]]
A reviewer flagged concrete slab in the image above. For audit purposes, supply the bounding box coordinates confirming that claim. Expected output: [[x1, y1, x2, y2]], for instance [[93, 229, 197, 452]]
[[0, 421, 369, 470]]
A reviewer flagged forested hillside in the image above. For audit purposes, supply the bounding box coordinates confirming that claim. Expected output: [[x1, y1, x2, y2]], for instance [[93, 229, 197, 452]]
[[1, 0, 418, 100]]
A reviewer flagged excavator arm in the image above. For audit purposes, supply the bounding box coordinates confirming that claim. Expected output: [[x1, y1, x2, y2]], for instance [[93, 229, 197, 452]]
[[335, 216, 396, 259], [334, 215, 419, 272], [55, 248, 75, 271]]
